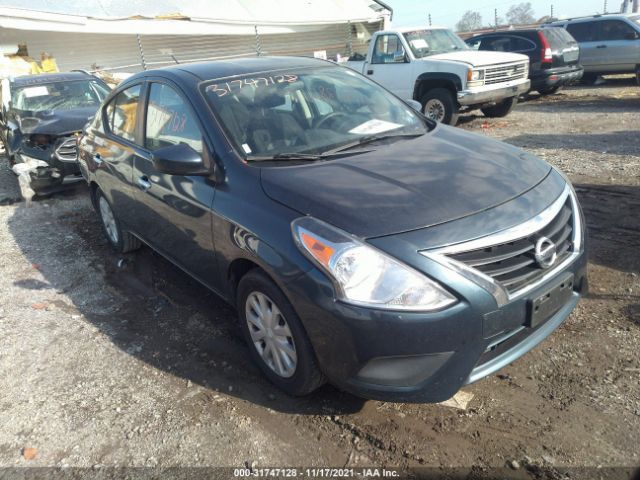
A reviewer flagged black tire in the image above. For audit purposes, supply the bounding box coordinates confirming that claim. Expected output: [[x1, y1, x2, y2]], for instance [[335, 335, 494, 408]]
[[537, 85, 562, 95], [420, 88, 459, 126], [481, 96, 518, 118], [635, 66, 640, 87], [94, 188, 141, 253], [237, 269, 326, 396], [581, 73, 598, 85]]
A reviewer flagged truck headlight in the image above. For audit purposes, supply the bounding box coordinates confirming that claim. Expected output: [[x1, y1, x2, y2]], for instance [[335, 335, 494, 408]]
[[467, 69, 485, 87], [292, 217, 457, 311]]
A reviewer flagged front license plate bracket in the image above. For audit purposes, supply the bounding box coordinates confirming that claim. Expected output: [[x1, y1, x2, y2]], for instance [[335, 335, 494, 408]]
[[527, 273, 574, 328]]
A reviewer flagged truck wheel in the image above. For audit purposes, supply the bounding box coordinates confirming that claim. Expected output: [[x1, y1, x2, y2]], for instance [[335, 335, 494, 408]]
[[537, 85, 562, 95], [237, 269, 326, 396], [420, 89, 459, 125], [635, 66, 639, 87], [481, 96, 518, 118], [94, 188, 141, 253]]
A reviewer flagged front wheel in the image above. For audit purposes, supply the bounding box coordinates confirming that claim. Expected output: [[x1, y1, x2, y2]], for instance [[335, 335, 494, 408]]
[[481, 96, 518, 118], [237, 269, 325, 396], [420, 88, 459, 125], [94, 188, 141, 253]]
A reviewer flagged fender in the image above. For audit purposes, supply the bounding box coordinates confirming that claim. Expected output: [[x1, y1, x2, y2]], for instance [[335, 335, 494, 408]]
[[413, 73, 462, 101]]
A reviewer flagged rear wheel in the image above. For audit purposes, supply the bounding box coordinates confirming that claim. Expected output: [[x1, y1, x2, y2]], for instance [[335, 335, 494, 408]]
[[537, 85, 562, 95], [481, 96, 518, 118], [94, 188, 141, 253], [635, 66, 639, 86], [420, 88, 459, 125], [581, 73, 598, 85], [237, 269, 325, 396]]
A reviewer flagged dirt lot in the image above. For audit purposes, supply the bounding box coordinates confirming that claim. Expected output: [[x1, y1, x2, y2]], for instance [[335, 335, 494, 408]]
[[0, 79, 639, 479]]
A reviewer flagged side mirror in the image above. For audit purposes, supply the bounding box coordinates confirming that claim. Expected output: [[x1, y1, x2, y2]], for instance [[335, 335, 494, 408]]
[[405, 99, 423, 112], [151, 143, 209, 176], [393, 51, 408, 63]]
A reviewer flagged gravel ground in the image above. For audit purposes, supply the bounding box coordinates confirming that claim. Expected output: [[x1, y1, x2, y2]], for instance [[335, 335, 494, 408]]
[[0, 78, 639, 479]]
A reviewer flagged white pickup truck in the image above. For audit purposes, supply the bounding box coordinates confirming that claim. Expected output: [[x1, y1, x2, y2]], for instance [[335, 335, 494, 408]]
[[347, 27, 531, 125]]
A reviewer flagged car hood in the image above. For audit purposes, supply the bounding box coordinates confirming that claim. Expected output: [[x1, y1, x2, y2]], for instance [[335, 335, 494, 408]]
[[427, 50, 527, 67], [17, 106, 97, 136], [260, 125, 551, 239]]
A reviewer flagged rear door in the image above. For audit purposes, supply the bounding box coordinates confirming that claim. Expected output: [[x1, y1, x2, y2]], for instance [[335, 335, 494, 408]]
[[88, 83, 144, 229], [132, 79, 217, 287], [365, 33, 414, 99], [566, 21, 602, 71]]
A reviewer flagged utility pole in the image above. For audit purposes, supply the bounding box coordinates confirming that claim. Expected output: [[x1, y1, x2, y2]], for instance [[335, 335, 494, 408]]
[[551, 4, 554, 19], [494, 8, 499, 29], [604, 0, 608, 13], [428, 13, 432, 26]]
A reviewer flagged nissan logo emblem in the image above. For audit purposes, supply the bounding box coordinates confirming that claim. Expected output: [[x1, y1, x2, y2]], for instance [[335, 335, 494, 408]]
[[534, 236, 557, 269]]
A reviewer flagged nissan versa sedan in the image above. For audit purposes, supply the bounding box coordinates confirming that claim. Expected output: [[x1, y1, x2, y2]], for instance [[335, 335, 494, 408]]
[[78, 57, 587, 402]]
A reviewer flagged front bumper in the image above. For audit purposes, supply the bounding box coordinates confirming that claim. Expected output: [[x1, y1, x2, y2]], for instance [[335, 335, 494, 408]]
[[457, 78, 530, 107], [284, 248, 587, 403]]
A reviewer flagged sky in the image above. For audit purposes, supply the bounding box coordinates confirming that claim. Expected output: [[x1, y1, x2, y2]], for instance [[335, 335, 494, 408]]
[[389, 0, 611, 28]]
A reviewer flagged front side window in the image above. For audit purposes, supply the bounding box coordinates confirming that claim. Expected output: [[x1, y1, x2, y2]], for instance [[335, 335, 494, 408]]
[[145, 83, 203, 154], [480, 36, 512, 52], [202, 66, 428, 162], [106, 84, 141, 143], [402, 29, 468, 58], [371, 34, 407, 64], [599, 20, 638, 40], [12, 79, 109, 112]]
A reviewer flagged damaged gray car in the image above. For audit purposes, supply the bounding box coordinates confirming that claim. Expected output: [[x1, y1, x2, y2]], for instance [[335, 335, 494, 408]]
[[0, 71, 110, 195]]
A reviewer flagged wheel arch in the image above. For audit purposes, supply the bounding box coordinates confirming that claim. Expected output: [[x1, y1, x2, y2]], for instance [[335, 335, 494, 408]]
[[413, 73, 462, 102]]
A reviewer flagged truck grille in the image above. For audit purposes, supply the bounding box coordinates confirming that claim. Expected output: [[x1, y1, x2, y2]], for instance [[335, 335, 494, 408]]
[[484, 62, 528, 85], [55, 137, 78, 162], [447, 197, 574, 294]]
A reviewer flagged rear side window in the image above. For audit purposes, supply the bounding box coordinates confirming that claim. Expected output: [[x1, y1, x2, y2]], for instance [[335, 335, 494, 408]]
[[105, 84, 141, 143], [567, 22, 597, 42], [145, 83, 203, 154], [478, 35, 535, 53]]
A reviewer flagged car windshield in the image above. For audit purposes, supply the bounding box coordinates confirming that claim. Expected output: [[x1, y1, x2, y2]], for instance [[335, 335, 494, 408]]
[[402, 29, 469, 58], [631, 15, 640, 26], [12, 79, 110, 112], [202, 66, 429, 161]]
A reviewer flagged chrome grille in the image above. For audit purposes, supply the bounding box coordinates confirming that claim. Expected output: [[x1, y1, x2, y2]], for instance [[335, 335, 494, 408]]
[[484, 62, 528, 85], [447, 197, 574, 294], [55, 137, 78, 162]]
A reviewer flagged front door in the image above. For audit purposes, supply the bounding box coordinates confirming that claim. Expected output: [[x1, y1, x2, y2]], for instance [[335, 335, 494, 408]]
[[132, 81, 217, 287], [366, 33, 414, 99]]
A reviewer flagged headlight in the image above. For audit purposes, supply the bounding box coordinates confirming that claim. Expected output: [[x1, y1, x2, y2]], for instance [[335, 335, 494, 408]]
[[467, 69, 485, 87], [292, 217, 457, 311]]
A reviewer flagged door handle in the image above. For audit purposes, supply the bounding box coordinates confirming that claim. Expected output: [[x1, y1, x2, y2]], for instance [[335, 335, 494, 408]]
[[367, 69, 374, 75], [93, 153, 103, 165], [137, 176, 152, 192], [596, 45, 607, 48]]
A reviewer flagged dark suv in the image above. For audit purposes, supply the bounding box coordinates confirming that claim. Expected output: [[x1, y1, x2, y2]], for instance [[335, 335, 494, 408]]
[[78, 57, 587, 402], [466, 28, 583, 95]]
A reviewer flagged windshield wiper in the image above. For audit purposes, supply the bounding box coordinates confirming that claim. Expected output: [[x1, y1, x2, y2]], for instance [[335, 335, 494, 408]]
[[246, 149, 375, 163], [323, 131, 425, 155]]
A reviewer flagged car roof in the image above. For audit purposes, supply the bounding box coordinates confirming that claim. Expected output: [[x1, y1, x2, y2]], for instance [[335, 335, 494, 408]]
[[547, 13, 638, 24], [386, 26, 449, 34], [469, 29, 540, 37], [143, 56, 337, 82], [12, 71, 97, 86]]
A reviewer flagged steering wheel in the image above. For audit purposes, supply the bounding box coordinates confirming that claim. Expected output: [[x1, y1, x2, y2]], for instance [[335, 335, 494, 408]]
[[315, 111, 350, 130]]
